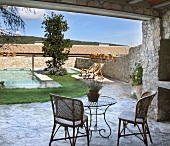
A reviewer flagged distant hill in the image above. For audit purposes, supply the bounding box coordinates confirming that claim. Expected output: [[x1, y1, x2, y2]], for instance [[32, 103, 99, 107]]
[[0, 35, 123, 46], [0, 36, 43, 44]]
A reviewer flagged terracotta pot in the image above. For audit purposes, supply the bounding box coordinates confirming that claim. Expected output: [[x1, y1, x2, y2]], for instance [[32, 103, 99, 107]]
[[136, 85, 142, 100], [6, 53, 10, 57], [87, 90, 100, 102], [12, 52, 16, 57], [112, 57, 116, 61]]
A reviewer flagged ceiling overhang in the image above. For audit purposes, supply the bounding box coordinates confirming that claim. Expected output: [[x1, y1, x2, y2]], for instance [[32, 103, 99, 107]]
[[0, 0, 160, 21], [152, 1, 170, 8]]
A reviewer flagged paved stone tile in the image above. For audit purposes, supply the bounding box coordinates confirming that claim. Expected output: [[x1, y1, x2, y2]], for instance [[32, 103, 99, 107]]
[[0, 79, 170, 146]]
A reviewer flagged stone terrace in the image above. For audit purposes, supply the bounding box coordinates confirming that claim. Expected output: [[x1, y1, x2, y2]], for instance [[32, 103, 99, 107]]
[[0, 79, 170, 146]]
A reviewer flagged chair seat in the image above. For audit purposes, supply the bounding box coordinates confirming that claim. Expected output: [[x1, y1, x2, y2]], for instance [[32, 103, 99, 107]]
[[118, 111, 144, 124], [56, 115, 88, 127]]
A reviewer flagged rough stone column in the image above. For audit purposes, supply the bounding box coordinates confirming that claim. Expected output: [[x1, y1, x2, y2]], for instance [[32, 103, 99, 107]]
[[162, 10, 170, 39], [141, 9, 170, 121], [141, 18, 161, 120]]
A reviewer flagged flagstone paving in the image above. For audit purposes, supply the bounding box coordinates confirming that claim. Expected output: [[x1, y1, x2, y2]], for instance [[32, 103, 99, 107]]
[[0, 79, 170, 146]]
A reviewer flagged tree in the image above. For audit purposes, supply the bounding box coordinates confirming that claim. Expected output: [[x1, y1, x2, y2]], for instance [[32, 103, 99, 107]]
[[0, 6, 33, 44], [0, 6, 25, 32], [42, 12, 72, 75]]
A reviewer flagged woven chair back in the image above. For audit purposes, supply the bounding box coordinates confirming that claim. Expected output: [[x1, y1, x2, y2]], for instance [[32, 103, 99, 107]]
[[135, 90, 157, 121], [50, 94, 84, 123]]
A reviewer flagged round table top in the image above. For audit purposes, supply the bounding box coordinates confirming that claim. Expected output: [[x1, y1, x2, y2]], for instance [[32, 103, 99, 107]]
[[79, 95, 117, 107]]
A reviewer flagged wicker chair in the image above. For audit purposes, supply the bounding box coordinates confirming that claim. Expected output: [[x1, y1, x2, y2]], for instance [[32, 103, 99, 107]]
[[49, 93, 89, 146], [117, 90, 157, 146]]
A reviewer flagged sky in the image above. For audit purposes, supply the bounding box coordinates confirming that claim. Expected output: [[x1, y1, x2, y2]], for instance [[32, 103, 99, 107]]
[[2, 7, 143, 46]]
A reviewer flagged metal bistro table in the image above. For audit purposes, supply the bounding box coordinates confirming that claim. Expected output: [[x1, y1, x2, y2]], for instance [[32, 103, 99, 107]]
[[80, 95, 117, 138]]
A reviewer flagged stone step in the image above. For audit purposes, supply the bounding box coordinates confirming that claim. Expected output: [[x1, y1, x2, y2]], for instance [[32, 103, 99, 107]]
[[34, 73, 53, 81]]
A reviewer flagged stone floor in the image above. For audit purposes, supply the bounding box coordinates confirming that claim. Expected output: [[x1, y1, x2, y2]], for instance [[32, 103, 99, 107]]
[[0, 79, 170, 146]]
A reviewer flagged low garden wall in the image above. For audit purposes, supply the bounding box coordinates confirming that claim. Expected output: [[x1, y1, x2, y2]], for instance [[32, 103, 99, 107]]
[[0, 56, 76, 70], [75, 45, 141, 83], [75, 57, 130, 82]]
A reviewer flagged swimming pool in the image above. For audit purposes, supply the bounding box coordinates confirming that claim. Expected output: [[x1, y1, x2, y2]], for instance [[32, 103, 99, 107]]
[[0, 69, 40, 88], [66, 68, 80, 74]]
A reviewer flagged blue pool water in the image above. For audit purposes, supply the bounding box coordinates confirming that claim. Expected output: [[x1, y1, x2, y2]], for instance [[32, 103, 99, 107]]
[[66, 68, 80, 74], [0, 69, 40, 88]]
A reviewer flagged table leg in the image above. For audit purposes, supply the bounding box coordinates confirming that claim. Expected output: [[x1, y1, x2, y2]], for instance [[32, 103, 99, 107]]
[[98, 105, 112, 138], [94, 107, 98, 130], [88, 107, 93, 140], [87, 105, 112, 138]]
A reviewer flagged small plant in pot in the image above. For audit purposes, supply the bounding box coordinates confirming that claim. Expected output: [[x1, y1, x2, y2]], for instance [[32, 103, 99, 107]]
[[86, 80, 103, 102], [130, 61, 143, 100]]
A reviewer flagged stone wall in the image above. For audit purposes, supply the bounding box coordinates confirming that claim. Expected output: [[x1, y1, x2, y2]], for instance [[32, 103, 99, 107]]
[[162, 10, 170, 39], [128, 45, 142, 73], [141, 18, 160, 90], [63, 57, 77, 68], [141, 18, 160, 120], [0, 56, 48, 69], [75, 45, 141, 83], [0, 56, 77, 69]]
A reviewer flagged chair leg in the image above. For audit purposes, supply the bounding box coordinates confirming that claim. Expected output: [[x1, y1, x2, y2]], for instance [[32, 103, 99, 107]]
[[117, 119, 121, 146], [65, 127, 68, 138], [100, 71, 104, 79], [72, 127, 76, 146], [49, 123, 56, 146], [146, 122, 153, 143], [86, 121, 90, 146], [142, 123, 148, 146], [123, 121, 126, 135]]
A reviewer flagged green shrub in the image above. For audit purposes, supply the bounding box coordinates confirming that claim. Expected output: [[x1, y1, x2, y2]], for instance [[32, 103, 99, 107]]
[[61, 68, 67, 75], [130, 61, 143, 86]]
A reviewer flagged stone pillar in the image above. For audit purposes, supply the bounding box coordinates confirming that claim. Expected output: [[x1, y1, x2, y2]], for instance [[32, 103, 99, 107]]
[[162, 10, 170, 39], [141, 18, 160, 120], [141, 9, 170, 121], [32, 54, 34, 72]]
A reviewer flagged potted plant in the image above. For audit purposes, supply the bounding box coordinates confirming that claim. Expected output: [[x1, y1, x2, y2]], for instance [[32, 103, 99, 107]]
[[100, 54, 104, 60], [112, 54, 116, 61], [6, 52, 10, 57], [12, 52, 16, 57], [0, 52, 3, 57], [130, 61, 143, 99], [104, 54, 109, 60], [86, 80, 103, 102]]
